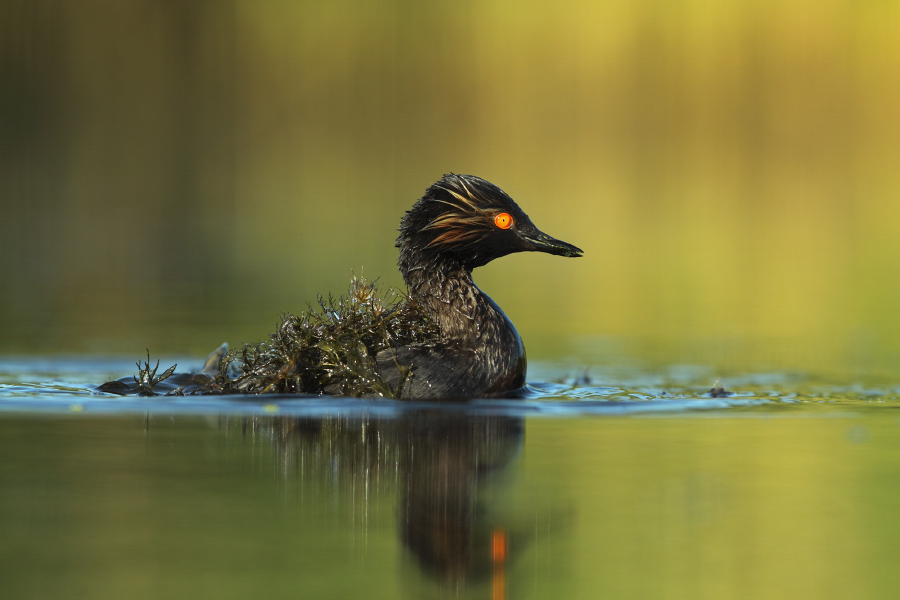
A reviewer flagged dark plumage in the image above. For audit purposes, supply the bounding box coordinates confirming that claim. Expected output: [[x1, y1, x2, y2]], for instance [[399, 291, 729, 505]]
[[375, 174, 582, 399]]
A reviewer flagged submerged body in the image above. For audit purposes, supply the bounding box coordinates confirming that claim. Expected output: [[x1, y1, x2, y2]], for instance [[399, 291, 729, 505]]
[[101, 174, 581, 399]]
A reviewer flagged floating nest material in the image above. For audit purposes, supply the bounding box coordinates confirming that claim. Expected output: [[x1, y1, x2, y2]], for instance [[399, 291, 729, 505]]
[[101, 277, 438, 398]]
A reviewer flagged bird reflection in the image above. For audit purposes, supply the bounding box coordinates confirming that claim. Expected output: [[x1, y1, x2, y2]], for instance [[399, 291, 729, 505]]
[[227, 411, 524, 594], [398, 412, 522, 589]]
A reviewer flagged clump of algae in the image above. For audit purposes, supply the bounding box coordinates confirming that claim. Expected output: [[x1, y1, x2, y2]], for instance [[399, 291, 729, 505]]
[[205, 276, 437, 398]]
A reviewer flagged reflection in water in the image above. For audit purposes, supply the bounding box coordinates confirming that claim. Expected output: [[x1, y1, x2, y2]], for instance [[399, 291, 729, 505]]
[[226, 411, 524, 594], [5, 404, 900, 599], [398, 412, 522, 590]]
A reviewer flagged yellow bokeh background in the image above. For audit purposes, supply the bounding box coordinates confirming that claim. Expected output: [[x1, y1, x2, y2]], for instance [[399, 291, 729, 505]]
[[2, 1, 899, 376]]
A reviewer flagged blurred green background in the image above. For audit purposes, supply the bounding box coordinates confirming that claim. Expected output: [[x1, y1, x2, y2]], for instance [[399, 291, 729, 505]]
[[2, 1, 899, 376]]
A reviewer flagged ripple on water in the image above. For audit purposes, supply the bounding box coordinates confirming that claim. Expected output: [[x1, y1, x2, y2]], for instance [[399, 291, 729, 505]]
[[2, 357, 900, 417]]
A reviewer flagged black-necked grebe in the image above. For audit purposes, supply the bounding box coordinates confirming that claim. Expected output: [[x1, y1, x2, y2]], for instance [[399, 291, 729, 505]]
[[374, 174, 582, 399]]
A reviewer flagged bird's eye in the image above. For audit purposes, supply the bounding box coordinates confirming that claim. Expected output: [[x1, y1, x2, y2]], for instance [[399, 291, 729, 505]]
[[494, 212, 513, 230]]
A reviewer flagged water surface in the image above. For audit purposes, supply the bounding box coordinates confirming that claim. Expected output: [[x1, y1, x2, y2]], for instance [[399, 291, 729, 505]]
[[2, 357, 899, 599]]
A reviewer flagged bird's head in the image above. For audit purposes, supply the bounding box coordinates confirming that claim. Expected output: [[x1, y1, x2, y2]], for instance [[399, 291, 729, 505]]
[[398, 174, 583, 270]]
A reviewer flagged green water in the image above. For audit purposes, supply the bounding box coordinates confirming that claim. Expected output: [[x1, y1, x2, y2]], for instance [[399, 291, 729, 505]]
[[2, 359, 900, 599]]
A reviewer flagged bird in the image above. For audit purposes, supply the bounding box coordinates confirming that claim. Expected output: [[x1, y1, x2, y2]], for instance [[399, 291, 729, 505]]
[[99, 174, 582, 400], [373, 173, 582, 399]]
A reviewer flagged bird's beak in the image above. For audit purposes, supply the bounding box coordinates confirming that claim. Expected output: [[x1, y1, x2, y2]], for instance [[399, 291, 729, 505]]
[[519, 229, 583, 257]]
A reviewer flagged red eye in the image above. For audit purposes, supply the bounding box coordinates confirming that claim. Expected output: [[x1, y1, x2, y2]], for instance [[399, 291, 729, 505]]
[[494, 212, 513, 230]]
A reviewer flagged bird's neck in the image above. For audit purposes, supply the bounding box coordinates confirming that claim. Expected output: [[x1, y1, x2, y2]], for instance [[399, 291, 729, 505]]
[[397, 242, 528, 395], [399, 246, 511, 345]]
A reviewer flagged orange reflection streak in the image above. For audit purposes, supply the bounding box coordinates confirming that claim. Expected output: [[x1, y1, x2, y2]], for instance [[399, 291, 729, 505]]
[[492, 528, 507, 600]]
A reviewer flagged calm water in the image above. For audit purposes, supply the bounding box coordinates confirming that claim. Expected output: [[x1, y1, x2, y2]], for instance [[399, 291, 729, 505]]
[[2, 357, 900, 599]]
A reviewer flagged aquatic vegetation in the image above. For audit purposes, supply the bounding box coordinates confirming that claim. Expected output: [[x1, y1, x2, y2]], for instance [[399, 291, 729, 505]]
[[206, 277, 438, 397], [134, 353, 176, 396], [101, 277, 438, 398]]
